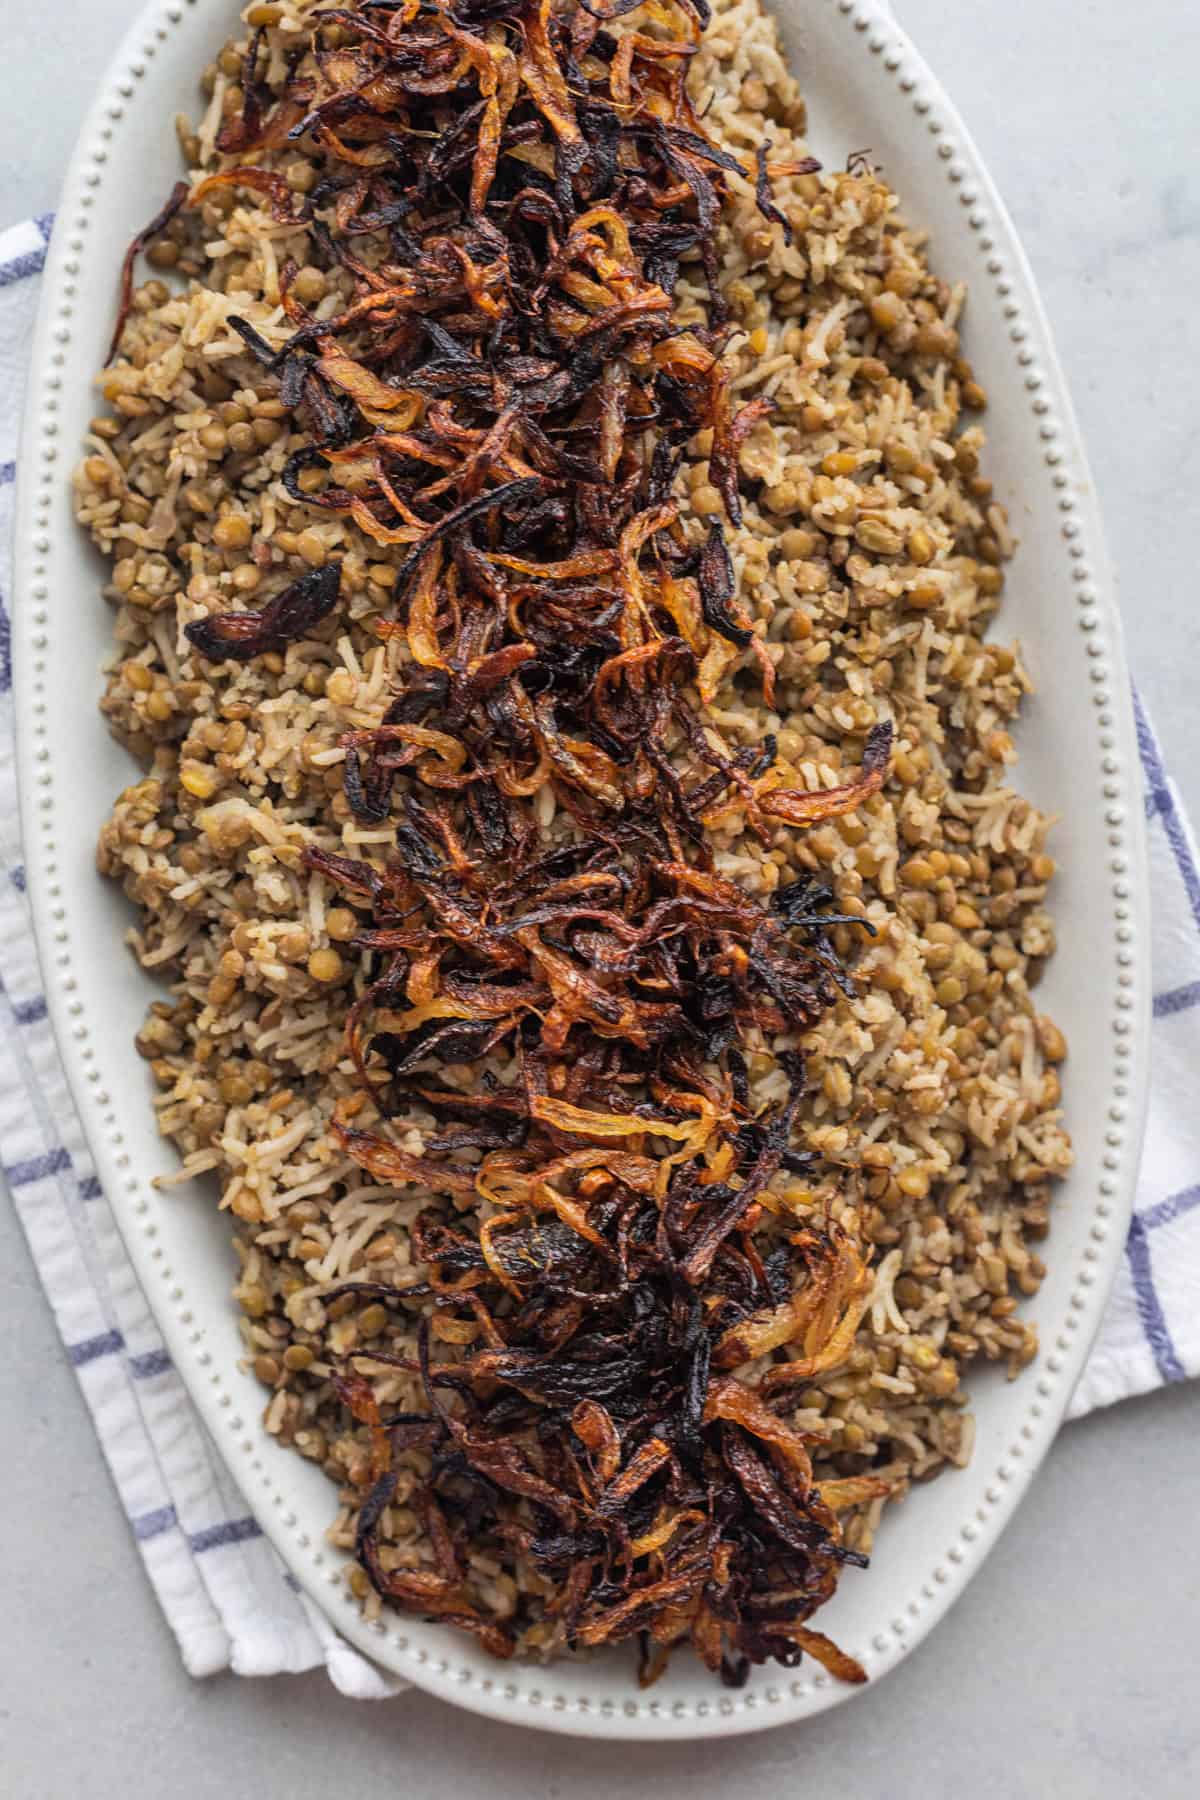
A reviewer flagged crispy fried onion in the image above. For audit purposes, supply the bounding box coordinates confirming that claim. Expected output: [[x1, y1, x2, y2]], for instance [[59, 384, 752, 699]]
[[133, 0, 902, 1690], [335, 1236, 890, 1683]]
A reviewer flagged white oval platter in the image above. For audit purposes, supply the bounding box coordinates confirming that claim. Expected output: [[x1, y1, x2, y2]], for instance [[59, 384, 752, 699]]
[[14, 0, 1150, 1742]]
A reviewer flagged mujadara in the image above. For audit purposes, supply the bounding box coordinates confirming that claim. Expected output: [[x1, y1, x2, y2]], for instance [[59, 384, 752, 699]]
[[78, 0, 1071, 1685]]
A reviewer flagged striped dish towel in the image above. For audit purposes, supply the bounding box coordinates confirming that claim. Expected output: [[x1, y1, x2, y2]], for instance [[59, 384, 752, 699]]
[[1, 215, 1196, 1689]]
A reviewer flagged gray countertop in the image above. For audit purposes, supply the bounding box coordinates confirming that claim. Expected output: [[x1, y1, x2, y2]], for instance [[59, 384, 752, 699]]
[[3, 0, 1199, 1794]]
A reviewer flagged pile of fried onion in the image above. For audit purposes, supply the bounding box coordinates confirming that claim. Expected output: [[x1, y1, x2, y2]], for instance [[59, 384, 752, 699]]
[[151, 0, 901, 1686]]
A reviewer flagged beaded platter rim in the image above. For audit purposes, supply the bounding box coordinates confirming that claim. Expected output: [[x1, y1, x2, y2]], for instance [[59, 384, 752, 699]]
[[14, 0, 1150, 1741]]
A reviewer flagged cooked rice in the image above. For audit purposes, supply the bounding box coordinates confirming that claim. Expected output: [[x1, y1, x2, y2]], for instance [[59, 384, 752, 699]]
[[78, 0, 1071, 1649]]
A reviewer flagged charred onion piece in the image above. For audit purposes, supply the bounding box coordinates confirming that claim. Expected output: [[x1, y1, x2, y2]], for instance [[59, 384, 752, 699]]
[[105, 179, 189, 365], [184, 564, 341, 662], [760, 721, 894, 826]]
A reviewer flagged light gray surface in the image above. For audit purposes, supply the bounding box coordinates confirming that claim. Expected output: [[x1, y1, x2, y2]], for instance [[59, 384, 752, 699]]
[[2, 0, 1199, 1794]]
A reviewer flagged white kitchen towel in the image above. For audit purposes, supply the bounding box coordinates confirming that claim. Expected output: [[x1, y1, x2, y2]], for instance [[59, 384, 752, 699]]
[[0, 215, 1196, 1690]]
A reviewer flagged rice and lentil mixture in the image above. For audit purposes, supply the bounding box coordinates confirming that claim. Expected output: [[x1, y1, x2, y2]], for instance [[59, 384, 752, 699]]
[[79, 0, 1071, 1672]]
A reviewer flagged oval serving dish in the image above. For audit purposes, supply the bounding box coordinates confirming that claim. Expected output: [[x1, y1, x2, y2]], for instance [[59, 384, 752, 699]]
[[14, 0, 1149, 1741]]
